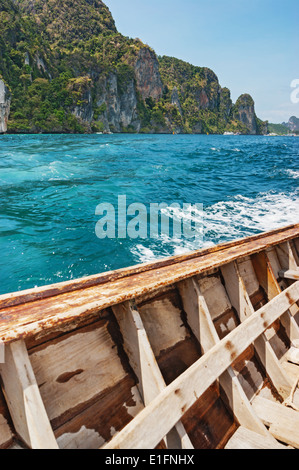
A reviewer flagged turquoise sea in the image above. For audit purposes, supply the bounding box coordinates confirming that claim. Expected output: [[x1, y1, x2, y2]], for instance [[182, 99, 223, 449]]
[[0, 133, 298, 295]]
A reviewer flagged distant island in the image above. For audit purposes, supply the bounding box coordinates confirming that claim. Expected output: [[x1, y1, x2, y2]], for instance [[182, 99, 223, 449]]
[[267, 116, 299, 136], [0, 0, 286, 136]]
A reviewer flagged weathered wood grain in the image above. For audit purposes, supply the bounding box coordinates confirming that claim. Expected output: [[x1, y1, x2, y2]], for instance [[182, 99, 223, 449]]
[[0, 340, 58, 449], [29, 321, 129, 428], [104, 282, 299, 449], [178, 276, 272, 439]]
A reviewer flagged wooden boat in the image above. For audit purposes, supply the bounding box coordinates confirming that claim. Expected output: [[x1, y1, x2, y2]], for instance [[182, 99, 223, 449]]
[[0, 223, 299, 450]]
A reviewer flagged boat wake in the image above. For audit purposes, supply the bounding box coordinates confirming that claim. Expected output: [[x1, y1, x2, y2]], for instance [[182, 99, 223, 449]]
[[130, 190, 299, 263]]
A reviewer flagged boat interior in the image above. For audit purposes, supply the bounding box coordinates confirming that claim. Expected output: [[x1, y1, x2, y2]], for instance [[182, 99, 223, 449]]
[[0, 224, 299, 449]]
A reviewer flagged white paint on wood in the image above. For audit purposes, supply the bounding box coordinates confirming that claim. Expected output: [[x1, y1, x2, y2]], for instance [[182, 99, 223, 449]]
[[289, 240, 299, 266], [252, 395, 299, 448], [0, 340, 58, 449], [285, 347, 299, 366], [293, 239, 299, 263], [221, 262, 253, 321], [279, 270, 299, 281], [281, 361, 299, 385], [57, 425, 105, 449], [138, 298, 189, 357], [218, 316, 238, 336], [280, 309, 299, 345], [113, 301, 194, 449], [124, 386, 145, 418], [224, 426, 288, 449], [237, 258, 260, 297], [113, 302, 166, 405], [178, 278, 218, 351], [197, 275, 231, 321]]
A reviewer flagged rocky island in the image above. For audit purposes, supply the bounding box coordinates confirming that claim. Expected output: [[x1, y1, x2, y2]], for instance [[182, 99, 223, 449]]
[[0, 0, 268, 135]]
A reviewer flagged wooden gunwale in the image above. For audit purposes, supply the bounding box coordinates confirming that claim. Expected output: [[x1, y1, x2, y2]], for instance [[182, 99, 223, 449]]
[[1, 223, 298, 310], [0, 224, 299, 345]]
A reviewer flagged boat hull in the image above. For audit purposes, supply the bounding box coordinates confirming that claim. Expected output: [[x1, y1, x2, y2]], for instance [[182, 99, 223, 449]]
[[0, 224, 299, 449]]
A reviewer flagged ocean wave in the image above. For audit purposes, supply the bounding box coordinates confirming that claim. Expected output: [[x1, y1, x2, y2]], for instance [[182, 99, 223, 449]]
[[203, 191, 299, 241], [129, 190, 299, 263], [286, 169, 299, 179]]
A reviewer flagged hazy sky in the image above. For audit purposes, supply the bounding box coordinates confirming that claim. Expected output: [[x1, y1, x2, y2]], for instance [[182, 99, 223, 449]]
[[104, 0, 299, 123]]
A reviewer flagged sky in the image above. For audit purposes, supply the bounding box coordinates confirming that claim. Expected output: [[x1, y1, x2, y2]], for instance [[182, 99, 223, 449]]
[[104, 0, 299, 123]]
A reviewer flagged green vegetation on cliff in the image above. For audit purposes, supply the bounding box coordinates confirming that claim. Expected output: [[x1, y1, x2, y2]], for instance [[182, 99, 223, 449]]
[[0, 0, 267, 135], [267, 123, 289, 135]]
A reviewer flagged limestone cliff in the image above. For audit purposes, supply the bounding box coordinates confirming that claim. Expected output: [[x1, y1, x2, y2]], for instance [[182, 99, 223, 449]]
[[219, 87, 233, 122], [0, 0, 267, 135], [134, 48, 163, 101], [94, 71, 139, 133], [232, 94, 258, 135], [0, 80, 11, 133], [283, 116, 299, 132]]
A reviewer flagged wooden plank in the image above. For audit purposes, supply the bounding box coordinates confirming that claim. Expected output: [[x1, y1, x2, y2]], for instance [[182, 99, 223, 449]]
[[252, 396, 299, 448], [196, 275, 231, 322], [103, 282, 299, 449], [221, 262, 253, 322], [237, 257, 260, 298], [179, 276, 280, 437], [221, 261, 293, 399], [0, 226, 299, 345], [252, 251, 299, 343], [179, 383, 237, 449], [0, 340, 58, 449], [29, 321, 128, 428], [136, 290, 202, 388], [26, 315, 145, 449], [276, 242, 298, 271], [53, 376, 144, 449], [178, 278, 219, 351], [251, 251, 280, 301], [279, 270, 299, 281], [285, 347, 299, 366], [137, 296, 190, 358], [112, 301, 193, 449], [266, 248, 299, 318], [224, 426, 289, 449]]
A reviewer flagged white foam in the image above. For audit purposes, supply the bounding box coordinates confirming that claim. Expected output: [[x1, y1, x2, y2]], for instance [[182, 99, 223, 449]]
[[130, 244, 158, 263], [286, 169, 299, 179], [129, 190, 299, 264], [203, 191, 299, 241]]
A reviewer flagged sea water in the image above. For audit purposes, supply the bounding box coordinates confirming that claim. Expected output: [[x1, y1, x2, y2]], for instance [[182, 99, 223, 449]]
[[0, 133, 298, 295]]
